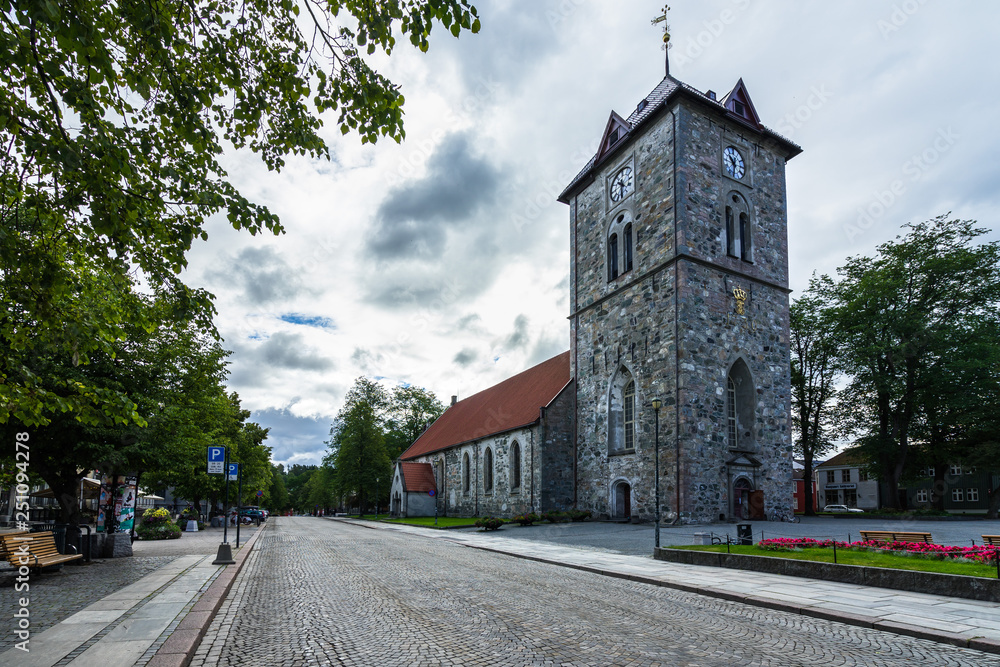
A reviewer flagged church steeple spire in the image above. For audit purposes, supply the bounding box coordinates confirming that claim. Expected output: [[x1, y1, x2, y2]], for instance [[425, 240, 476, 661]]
[[651, 4, 672, 76]]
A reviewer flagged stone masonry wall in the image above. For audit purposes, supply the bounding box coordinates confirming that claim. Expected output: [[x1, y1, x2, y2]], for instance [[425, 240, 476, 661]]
[[539, 382, 576, 512]]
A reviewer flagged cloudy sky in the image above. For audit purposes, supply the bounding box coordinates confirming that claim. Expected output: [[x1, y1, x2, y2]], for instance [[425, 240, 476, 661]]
[[183, 0, 1000, 467]]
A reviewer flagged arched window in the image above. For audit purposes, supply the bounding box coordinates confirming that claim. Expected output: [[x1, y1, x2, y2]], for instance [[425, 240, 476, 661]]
[[511, 441, 521, 490], [725, 193, 753, 262], [623, 381, 635, 450], [608, 366, 636, 454], [727, 359, 756, 450], [463, 453, 470, 493], [608, 233, 619, 281], [484, 447, 493, 492], [623, 224, 633, 272]]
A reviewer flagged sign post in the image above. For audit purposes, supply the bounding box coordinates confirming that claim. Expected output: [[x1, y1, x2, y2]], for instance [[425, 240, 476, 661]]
[[233, 463, 243, 548], [211, 446, 236, 565]]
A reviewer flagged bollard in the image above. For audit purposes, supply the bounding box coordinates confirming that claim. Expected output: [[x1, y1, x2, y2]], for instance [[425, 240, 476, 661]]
[[833, 540, 837, 564]]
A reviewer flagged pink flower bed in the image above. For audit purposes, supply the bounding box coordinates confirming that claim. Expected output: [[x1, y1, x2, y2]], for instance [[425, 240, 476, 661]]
[[757, 537, 1000, 564]]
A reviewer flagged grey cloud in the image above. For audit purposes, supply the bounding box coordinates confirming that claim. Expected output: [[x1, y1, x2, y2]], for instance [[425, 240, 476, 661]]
[[503, 314, 530, 351], [453, 348, 478, 367], [208, 246, 308, 305], [367, 133, 501, 261]]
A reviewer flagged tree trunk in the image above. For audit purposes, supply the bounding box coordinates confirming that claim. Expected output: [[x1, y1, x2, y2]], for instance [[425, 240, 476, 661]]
[[803, 451, 816, 516]]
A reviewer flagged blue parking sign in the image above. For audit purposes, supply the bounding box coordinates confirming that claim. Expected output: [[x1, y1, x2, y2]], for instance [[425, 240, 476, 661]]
[[228, 463, 239, 481], [207, 446, 225, 474]]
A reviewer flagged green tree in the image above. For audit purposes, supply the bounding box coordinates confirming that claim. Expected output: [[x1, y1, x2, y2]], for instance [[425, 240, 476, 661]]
[[266, 463, 289, 512], [1, 0, 480, 425], [384, 385, 445, 460], [327, 377, 390, 515], [820, 216, 1000, 509], [790, 284, 839, 515]]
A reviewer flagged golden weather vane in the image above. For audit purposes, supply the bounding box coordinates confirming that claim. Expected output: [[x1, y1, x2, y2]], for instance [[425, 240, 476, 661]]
[[651, 4, 672, 50]]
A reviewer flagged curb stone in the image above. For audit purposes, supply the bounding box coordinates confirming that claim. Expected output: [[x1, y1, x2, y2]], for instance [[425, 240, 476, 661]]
[[145, 523, 268, 667]]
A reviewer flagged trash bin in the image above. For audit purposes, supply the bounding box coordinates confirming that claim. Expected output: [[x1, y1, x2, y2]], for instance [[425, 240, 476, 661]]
[[52, 523, 68, 554], [736, 523, 753, 546]]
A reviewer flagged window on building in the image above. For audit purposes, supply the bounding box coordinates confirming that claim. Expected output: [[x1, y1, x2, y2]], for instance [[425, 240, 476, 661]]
[[511, 441, 521, 490], [483, 448, 493, 493], [726, 207, 736, 257], [858, 470, 869, 482], [825, 490, 839, 505], [623, 381, 635, 451], [841, 469, 851, 483], [623, 224, 633, 273], [608, 367, 636, 454], [915, 489, 929, 503], [844, 489, 857, 507], [463, 453, 470, 493], [739, 212, 752, 261], [608, 233, 619, 281], [950, 464, 962, 476], [725, 193, 752, 262], [726, 359, 755, 450], [826, 470, 835, 484], [924, 467, 935, 478], [952, 488, 964, 502], [968, 488, 980, 502]]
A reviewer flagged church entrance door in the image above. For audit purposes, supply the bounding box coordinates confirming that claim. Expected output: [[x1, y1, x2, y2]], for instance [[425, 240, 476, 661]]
[[614, 482, 631, 519], [733, 478, 753, 520]]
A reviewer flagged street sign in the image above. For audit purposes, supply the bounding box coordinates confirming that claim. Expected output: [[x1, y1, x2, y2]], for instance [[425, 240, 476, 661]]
[[228, 463, 239, 481], [428, 489, 435, 497], [207, 446, 225, 474], [256, 490, 263, 497]]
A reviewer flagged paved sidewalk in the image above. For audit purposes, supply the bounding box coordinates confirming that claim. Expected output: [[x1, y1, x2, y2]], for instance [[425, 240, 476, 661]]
[[0, 524, 265, 666], [334, 517, 1000, 655]]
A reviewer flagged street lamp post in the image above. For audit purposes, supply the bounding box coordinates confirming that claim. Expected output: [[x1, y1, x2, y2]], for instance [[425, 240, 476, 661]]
[[651, 398, 662, 550]]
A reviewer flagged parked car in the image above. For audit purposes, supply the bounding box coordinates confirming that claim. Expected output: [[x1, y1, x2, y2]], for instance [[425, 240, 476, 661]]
[[823, 504, 864, 513]]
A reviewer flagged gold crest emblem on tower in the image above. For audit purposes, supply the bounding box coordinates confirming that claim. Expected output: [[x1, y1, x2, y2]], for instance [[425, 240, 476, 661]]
[[732, 287, 747, 315]]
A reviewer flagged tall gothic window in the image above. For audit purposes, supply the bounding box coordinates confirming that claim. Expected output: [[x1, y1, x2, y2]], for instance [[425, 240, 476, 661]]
[[623, 381, 635, 450], [463, 452, 470, 493], [727, 359, 756, 450], [725, 193, 752, 262], [484, 447, 493, 492], [608, 233, 619, 281], [609, 367, 636, 454], [623, 224, 633, 273], [511, 441, 521, 490]]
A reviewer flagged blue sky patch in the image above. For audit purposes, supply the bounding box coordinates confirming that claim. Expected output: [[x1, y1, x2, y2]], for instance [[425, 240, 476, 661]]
[[279, 313, 336, 329]]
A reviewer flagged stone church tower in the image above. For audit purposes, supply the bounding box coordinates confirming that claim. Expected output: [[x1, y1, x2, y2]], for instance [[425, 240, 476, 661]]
[[558, 68, 801, 523]]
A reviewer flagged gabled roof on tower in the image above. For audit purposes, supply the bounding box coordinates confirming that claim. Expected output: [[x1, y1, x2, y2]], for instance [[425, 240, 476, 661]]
[[557, 75, 801, 203], [399, 351, 571, 460]]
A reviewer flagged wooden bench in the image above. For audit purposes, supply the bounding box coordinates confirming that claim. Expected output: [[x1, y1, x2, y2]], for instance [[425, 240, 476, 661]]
[[0, 530, 29, 561], [859, 530, 934, 544], [0, 531, 83, 571], [982, 535, 1000, 546]]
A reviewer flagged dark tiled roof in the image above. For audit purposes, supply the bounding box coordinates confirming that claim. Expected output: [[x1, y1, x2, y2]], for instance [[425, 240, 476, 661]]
[[399, 462, 436, 493], [400, 351, 571, 460], [558, 74, 800, 202]]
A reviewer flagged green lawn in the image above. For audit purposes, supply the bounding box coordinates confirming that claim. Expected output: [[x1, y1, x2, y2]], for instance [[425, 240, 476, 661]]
[[352, 515, 480, 528], [673, 544, 1000, 578]]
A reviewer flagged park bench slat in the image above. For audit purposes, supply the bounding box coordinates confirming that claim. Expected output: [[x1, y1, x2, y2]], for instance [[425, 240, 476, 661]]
[[982, 535, 1000, 546], [0, 530, 82, 571], [859, 530, 933, 544]]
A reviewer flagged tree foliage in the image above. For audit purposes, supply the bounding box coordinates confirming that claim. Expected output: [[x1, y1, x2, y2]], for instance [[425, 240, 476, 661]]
[[790, 283, 839, 515], [818, 216, 1000, 509], [384, 385, 445, 460], [326, 377, 390, 514], [0, 0, 480, 424]]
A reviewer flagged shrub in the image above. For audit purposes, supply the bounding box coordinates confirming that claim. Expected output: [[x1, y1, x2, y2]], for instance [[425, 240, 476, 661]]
[[137, 521, 181, 540], [475, 517, 504, 531], [570, 509, 592, 522], [141, 507, 172, 526], [511, 513, 539, 526], [541, 511, 570, 523]]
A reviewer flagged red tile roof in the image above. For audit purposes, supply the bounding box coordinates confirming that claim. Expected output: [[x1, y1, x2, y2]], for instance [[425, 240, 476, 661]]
[[399, 462, 436, 493], [400, 351, 571, 460]]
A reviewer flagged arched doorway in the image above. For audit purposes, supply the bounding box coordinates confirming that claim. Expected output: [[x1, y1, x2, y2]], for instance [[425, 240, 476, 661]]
[[733, 477, 753, 520], [613, 481, 632, 519]]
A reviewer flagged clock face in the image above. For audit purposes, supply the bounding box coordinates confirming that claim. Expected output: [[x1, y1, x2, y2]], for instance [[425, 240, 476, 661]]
[[724, 146, 745, 179], [609, 166, 634, 202]]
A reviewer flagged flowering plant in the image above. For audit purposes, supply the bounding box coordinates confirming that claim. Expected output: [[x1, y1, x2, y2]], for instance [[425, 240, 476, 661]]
[[141, 507, 172, 525], [757, 538, 1000, 564]]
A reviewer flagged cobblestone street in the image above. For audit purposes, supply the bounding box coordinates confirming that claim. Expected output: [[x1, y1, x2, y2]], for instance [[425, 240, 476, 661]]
[[193, 518, 1000, 666]]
